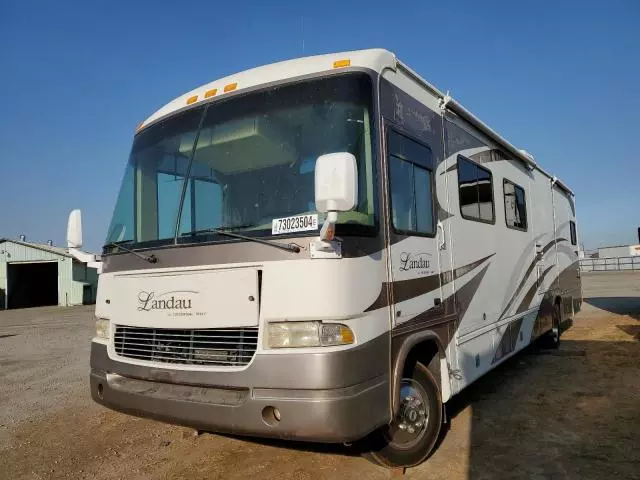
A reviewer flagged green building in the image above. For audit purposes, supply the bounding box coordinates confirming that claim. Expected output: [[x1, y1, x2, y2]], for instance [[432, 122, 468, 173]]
[[0, 237, 99, 309]]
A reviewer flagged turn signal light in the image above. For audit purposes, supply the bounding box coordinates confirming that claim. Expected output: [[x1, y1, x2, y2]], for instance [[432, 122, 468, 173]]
[[95, 318, 110, 339]]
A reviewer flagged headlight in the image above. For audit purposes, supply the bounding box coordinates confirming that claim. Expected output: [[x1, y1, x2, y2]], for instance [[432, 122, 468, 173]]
[[95, 318, 110, 339], [267, 321, 354, 348]]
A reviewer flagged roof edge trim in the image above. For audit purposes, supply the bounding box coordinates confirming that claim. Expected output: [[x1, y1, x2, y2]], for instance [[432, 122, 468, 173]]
[[396, 60, 574, 196]]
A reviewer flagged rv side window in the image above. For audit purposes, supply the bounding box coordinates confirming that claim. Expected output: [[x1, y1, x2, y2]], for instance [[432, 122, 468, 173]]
[[458, 156, 494, 223], [570, 220, 577, 245], [503, 179, 527, 230], [388, 130, 434, 236]]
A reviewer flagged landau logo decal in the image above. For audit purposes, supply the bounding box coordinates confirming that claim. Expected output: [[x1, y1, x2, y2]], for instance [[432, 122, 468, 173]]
[[399, 252, 433, 273], [137, 290, 198, 312]]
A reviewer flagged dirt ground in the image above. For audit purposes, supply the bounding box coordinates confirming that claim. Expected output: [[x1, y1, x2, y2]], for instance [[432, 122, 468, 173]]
[[1, 272, 638, 479]]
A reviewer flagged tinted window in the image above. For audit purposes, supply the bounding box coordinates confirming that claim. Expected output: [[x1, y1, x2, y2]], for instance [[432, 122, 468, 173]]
[[570, 220, 577, 245], [106, 74, 376, 248], [458, 156, 494, 222], [157, 172, 191, 238], [106, 107, 203, 244], [389, 155, 414, 232], [388, 130, 433, 169], [193, 179, 222, 232], [414, 167, 434, 232], [388, 131, 434, 235], [504, 179, 527, 230]]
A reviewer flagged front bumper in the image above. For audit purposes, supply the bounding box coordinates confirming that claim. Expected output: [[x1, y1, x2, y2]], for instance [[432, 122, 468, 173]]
[[90, 337, 390, 443]]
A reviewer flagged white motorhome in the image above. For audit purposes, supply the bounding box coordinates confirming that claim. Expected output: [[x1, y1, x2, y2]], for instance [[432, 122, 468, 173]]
[[90, 49, 581, 467]]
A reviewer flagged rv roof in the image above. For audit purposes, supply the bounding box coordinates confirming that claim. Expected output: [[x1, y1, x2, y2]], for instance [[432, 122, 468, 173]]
[[141, 49, 395, 128], [139, 48, 573, 196]]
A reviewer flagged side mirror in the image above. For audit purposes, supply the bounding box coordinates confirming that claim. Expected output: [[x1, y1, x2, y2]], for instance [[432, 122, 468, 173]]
[[314, 152, 358, 213], [314, 153, 357, 244], [67, 209, 83, 248]]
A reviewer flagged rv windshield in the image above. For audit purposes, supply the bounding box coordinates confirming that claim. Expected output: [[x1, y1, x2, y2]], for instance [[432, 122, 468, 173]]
[[106, 73, 376, 248]]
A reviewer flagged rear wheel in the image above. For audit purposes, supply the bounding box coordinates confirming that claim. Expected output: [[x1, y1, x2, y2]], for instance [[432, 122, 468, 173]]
[[541, 301, 562, 349], [368, 361, 443, 468]]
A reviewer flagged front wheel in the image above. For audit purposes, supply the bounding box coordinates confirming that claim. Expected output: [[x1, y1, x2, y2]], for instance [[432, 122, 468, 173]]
[[368, 361, 443, 468]]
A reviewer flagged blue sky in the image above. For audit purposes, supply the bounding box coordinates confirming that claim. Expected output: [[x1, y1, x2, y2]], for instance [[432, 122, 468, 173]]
[[0, 0, 638, 252]]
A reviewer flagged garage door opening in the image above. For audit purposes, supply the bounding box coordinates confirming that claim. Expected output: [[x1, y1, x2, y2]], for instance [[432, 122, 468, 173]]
[[7, 262, 58, 309]]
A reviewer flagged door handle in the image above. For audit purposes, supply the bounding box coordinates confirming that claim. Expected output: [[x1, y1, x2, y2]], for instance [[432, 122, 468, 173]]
[[437, 221, 446, 251]]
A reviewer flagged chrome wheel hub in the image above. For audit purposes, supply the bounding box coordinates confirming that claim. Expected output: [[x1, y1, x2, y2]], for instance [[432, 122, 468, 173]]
[[388, 379, 430, 449]]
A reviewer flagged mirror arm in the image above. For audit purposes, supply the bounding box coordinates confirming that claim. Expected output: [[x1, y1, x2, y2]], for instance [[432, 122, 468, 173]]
[[311, 211, 342, 259], [319, 211, 338, 243]]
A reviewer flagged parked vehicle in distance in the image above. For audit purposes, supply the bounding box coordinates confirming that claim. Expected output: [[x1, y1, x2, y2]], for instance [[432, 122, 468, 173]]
[[88, 49, 581, 468]]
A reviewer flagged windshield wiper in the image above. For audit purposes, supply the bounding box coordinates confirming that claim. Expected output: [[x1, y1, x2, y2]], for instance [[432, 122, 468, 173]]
[[105, 242, 158, 263], [183, 227, 300, 253]]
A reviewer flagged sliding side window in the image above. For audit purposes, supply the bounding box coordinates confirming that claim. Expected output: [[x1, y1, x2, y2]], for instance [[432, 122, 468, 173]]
[[503, 179, 528, 230], [388, 130, 435, 235], [458, 155, 494, 223]]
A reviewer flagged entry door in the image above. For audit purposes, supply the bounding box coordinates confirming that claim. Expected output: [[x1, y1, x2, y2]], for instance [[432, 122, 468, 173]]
[[386, 129, 443, 328]]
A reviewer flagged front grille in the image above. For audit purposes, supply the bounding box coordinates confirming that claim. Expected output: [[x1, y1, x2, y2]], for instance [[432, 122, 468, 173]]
[[114, 326, 259, 367]]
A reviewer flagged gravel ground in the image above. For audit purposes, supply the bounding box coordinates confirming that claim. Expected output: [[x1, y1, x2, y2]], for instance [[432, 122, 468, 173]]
[[0, 272, 638, 479], [0, 306, 95, 448]]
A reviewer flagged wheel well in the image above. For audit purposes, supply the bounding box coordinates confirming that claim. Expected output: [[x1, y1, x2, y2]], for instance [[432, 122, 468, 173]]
[[392, 335, 447, 415], [403, 340, 441, 382]]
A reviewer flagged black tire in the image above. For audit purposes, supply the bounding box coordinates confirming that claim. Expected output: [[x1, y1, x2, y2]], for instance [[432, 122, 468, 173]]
[[367, 361, 443, 468], [541, 301, 561, 349]]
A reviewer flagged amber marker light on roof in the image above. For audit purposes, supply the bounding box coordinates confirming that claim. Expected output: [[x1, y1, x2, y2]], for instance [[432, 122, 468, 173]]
[[204, 88, 218, 98], [224, 82, 237, 92], [186, 95, 198, 105], [333, 59, 351, 68]]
